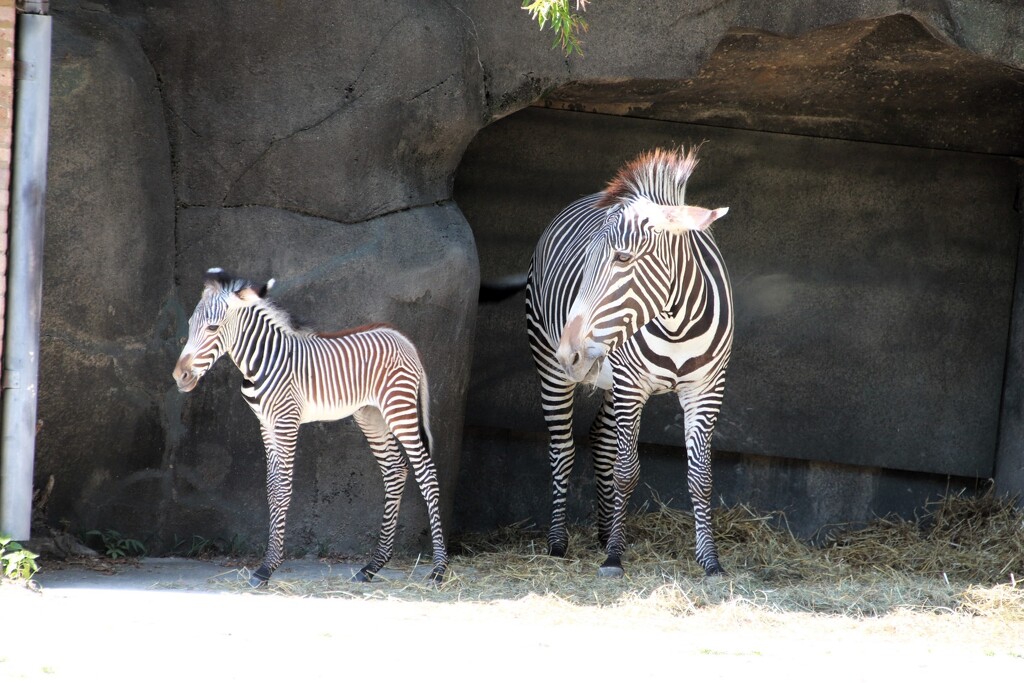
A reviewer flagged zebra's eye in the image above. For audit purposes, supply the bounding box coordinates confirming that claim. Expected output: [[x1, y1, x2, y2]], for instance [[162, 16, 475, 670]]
[[206, 324, 220, 333], [614, 251, 633, 264]]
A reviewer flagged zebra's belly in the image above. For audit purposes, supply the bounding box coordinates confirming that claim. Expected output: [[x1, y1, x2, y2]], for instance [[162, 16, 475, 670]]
[[300, 400, 364, 424]]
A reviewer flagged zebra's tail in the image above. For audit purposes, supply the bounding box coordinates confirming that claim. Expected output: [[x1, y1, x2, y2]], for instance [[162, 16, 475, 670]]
[[418, 368, 433, 456], [479, 272, 528, 303]]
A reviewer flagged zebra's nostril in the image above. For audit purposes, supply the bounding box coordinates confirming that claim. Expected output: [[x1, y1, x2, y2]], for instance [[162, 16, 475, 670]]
[[571, 352, 580, 366]]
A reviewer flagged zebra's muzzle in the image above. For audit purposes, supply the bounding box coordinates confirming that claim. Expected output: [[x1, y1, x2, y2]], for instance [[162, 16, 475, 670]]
[[173, 355, 200, 393], [557, 347, 605, 385], [556, 335, 606, 386], [556, 314, 607, 384]]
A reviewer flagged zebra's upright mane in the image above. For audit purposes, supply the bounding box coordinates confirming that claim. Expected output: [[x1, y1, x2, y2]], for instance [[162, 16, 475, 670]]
[[205, 268, 313, 336], [249, 294, 315, 336], [596, 146, 700, 209]]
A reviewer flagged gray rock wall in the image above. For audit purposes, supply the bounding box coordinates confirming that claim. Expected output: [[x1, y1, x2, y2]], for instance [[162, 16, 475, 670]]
[[32, 0, 1024, 557], [169, 204, 477, 554], [41, 1, 486, 555], [43, 6, 177, 537]]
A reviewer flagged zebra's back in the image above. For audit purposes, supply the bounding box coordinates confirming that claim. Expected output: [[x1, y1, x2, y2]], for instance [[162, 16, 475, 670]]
[[297, 325, 425, 424]]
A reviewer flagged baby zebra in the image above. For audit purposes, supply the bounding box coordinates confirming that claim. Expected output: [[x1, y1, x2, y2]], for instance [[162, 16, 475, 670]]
[[172, 268, 448, 587]]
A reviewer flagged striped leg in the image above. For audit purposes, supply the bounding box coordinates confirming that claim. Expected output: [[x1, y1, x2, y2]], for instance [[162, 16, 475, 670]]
[[250, 415, 299, 588], [588, 392, 616, 548], [382, 398, 448, 583], [680, 384, 726, 575], [538, 376, 577, 558], [598, 385, 647, 578], [352, 407, 408, 582]]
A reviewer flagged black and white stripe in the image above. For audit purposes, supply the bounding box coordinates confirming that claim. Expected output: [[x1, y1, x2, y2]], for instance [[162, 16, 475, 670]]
[[173, 268, 447, 586], [525, 147, 733, 577]]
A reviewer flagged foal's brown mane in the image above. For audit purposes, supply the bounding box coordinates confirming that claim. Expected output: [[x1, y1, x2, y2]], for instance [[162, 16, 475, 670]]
[[595, 146, 700, 210], [314, 322, 393, 339]]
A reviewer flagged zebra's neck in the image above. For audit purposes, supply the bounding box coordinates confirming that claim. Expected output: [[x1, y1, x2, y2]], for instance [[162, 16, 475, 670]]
[[662, 233, 697, 318], [225, 304, 298, 382], [661, 231, 726, 331]]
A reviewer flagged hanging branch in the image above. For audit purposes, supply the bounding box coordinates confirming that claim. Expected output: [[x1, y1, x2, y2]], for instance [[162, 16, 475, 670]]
[[522, 0, 590, 56]]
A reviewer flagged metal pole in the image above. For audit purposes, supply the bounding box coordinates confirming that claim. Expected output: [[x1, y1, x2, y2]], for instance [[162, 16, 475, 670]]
[[1, 8, 50, 541]]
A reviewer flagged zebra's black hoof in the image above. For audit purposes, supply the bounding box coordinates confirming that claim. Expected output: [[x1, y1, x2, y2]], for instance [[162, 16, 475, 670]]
[[704, 562, 727, 578], [426, 568, 445, 585], [548, 544, 568, 558], [597, 558, 624, 579], [352, 568, 373, 583], [248, 566, 271, 588]]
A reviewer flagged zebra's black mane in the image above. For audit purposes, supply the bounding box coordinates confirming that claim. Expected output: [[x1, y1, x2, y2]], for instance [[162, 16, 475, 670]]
[[203, 267, 313, 335], [596, 146, 700, 209]]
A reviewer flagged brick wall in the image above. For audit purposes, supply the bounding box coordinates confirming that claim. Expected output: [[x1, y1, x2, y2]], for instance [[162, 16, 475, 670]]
[[0, 1, 13, 366]]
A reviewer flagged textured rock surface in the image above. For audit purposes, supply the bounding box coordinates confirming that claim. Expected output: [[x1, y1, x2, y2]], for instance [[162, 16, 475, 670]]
[[541, 15, 1024, 155], [125, 0, 487, 224], [42, 7, 177, 536], [34, 0, 1024, 553], [41, 1, 486, 554], [168, 204, 477, 554]]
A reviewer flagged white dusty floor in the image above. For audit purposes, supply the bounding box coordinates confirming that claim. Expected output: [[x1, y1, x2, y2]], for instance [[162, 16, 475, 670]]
[[2, 558, 1021, 681]]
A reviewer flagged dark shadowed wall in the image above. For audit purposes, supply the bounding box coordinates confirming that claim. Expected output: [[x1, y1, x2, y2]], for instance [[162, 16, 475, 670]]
[[454, 16, 1024, 538]]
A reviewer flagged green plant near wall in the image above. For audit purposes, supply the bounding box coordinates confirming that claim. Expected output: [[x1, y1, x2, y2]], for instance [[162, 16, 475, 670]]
[[85, 529, 147, 559], [522, 0, 590, 55], [1, 536, 39, 581]]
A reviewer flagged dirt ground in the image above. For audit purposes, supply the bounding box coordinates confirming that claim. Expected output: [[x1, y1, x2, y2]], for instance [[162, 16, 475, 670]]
[[2, 557, 1021, 681]]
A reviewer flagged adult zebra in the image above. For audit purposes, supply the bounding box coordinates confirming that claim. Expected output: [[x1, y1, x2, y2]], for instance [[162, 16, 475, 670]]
[[525, 146, 732, 577], [173, 268, 447, 587]]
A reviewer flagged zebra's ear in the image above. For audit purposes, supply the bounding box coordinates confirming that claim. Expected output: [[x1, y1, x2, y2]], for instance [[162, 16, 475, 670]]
[[659, 205, 728, 234], [204, 267, 233, 289], [229, 286, 263, 307], [258, 278, 276, 298]]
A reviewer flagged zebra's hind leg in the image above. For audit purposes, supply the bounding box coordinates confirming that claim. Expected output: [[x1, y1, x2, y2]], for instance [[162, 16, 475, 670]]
[[383, 402, 448, 584], [250, 416, 299, 588], [352, 407, 408, 583]]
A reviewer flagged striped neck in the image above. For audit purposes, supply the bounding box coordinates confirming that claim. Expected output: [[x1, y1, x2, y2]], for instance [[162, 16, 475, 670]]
[[225, 304, 296, 382]]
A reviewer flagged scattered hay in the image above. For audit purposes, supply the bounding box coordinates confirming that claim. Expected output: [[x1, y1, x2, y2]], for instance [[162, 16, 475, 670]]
[[824, 492, 1024, 583], [957, 581, 1024, 619], [242, 490, 1023, 624]]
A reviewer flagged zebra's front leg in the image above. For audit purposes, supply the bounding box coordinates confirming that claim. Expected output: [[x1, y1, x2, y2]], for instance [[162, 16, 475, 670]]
[[352, 407, 407, 583], [589, 393, 617, 549], [681, 387, 726, 576], [687, 445, 723, 576], [250, 417, 299, 588], [539, 378, 577, 558], [598, 388, 646, 578]]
